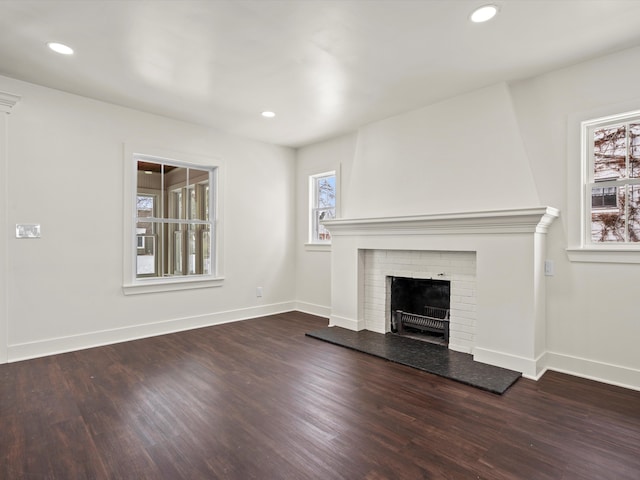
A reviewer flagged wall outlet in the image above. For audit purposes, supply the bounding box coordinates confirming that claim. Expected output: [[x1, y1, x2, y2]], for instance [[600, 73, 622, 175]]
[[16, 224, 41, 238], [256, 287, 263, 298], [544, 260, 555, 276]]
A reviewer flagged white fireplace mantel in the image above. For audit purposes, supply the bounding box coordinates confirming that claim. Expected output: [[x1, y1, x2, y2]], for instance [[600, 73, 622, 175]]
[[322, 206, 560, 236], [323, 206, 560, 379]]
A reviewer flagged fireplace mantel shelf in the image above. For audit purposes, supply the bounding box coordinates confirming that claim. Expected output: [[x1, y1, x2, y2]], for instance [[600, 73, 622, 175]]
[[323, 206, 559, 236]]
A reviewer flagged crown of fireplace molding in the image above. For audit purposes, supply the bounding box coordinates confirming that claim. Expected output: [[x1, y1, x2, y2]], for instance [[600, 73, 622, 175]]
[[0, 91, 21, 114], [322, 207, 560, 236]]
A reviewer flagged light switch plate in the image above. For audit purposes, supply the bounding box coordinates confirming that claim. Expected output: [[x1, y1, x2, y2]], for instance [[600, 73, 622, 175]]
[[544, 259, 554, 276], [16, 224, 41, 238]]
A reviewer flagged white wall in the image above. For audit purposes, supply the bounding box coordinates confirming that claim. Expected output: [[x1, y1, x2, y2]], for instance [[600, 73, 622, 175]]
[[294, 47, 640, 390], [510, 45, 640, 388], [294, 83, 540, 316], [1, 74, 296, 361], [294, 133, 357, 316], [295, 82, 542, 313], [343, 82, 540, 218]]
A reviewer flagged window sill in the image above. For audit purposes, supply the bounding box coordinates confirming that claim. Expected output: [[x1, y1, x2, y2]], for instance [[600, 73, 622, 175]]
[[305, 243, 332, 252], [566, 247, 640, 264], [123, 276, 225, 295]]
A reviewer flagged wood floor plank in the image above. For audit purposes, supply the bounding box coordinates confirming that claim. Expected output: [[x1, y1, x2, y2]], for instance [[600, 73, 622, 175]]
[[1, 311, 639, 479]]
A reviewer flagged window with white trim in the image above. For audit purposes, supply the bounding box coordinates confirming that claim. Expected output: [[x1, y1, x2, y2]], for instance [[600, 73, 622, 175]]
[[584, 112, 640, 244], [123, 148, 223, 294], [134, 155, 216, 279], [309, 171, 336, 243]]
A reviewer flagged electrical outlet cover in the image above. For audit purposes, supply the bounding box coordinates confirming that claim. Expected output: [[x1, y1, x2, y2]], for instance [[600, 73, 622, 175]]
[[16, 224, 41, 238]]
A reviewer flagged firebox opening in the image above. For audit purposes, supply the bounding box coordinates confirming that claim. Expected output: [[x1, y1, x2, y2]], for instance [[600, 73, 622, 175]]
[[389, 277, 451, 345]]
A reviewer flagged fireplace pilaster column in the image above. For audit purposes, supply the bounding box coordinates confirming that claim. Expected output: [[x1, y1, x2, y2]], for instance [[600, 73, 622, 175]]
[[329, 236, 364, 331]]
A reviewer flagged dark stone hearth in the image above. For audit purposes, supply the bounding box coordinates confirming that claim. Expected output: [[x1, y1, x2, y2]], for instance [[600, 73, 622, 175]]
[[306, 327, 521, 394]]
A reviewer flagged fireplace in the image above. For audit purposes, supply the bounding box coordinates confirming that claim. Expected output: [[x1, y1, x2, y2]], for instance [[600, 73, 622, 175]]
[[362, 249, 476, 353], [323, 207, 560, 378], [389, 277, 451, 343]]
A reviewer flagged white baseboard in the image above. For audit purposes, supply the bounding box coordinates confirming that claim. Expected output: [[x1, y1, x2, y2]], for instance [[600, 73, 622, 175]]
[[9, 305, 640, 393], [474, 348, 640, 391], [329, 315, 365, 331], [543, 351, 640, 392], [473, 347, 543, 378], [293, 301, 331, 319], [7, 301, 296, 363]]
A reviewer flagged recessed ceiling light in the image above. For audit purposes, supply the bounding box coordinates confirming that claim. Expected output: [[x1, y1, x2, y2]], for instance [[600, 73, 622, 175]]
[[261, 111, 276, 118], [47, 42, 74, 55], [470, 4, 499, 23]]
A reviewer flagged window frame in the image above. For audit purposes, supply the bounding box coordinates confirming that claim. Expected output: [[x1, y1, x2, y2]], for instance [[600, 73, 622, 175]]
[[583, 112, 640, 246], [567, 105, 640, 263], [308, 170, 336, 246], [123, 146, 224, 295]]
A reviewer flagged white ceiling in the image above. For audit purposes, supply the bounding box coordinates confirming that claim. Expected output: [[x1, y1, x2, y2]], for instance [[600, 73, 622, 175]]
[[1, 1, 640, 148]]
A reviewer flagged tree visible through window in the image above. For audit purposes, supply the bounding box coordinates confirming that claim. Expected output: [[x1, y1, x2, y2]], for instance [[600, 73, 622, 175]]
[[310, 171, 336, 243], [587, 117, 640, 243], [135, 158, 215, 278]]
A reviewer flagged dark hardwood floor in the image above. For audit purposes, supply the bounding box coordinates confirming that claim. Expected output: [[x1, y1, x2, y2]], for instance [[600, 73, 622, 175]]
[[1, 311, 639, 479]]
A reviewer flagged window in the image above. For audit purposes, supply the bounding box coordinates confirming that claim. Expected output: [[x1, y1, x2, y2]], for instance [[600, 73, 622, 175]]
[[309, 171, 336, 243], [123, 148, 223, 294], [584, 114, 640, 244]]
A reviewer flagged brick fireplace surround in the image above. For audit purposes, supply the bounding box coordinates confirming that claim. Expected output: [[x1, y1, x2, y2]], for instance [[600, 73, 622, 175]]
[[363, 249, 476, 353], [323, 207, 559, 379]]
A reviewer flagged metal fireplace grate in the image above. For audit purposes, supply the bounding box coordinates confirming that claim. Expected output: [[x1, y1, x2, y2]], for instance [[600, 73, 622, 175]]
[[395, 306, 450, 342]]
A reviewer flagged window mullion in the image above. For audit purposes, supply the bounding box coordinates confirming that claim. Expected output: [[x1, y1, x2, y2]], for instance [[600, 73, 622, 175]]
[[161, 165, 166, 277], [159, 220, 164, 278], [624, 184, 629, 242], [182, 186, 187, 275], [625, 127, 630, 242], [586, 128, 594, 245]]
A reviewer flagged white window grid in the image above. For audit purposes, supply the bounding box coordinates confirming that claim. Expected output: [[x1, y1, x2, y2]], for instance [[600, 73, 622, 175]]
[[583, 111, 640, 245], [309, 171, 336, 244], [133, 155, 216, 279]]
